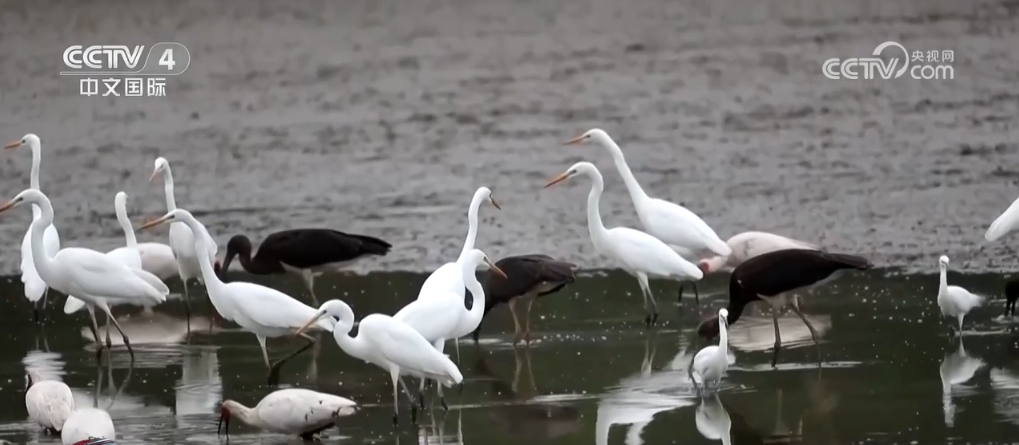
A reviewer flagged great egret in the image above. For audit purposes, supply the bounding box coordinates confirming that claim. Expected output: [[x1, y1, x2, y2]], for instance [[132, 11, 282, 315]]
[[139, 209, 332, 383], [0, 189, 168, 357], [692, 308, 730, 393], [24, 369, 74, 434], [543, 162, 703, 326], [565, 129, 729, 303], [938, 255, 984, 335], [296, 299, 463, 426], [218, 388, 357, 440], [220, 229, 391, 304], [5, 134, 61, 323]]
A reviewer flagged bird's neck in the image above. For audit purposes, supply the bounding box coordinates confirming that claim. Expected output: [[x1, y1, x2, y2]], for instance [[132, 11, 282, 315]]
[[239, 252, 276, 274], [717, 317, 729, 357], [939, 267, 948, 294], [162, 170, 177, 211], [723, 299, 748, 327], [460, 196, 483, 259], [334, 321, 371, 360], [185, 219, 227, 296], [224, 401, 258, 427], [116, 204, 138, 250], [29, 142, 42, 190], [602, 138, 650, 206], [586, 173, 609, 247], [28, 202, 58, 283]]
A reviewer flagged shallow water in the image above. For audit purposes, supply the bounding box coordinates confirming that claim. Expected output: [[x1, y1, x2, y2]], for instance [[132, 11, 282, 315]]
[[4, 270, 1019, 444]]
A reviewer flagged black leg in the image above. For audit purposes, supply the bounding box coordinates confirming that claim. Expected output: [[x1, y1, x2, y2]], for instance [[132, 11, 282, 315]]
[[268, 337, 316, 385], [299, 422, 334, 441], [693, 283, 700, 304], [677, 285, 684, 304]]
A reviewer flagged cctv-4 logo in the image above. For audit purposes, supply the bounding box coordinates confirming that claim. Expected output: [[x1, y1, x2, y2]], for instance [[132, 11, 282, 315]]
[[71, 438, 117, 445]]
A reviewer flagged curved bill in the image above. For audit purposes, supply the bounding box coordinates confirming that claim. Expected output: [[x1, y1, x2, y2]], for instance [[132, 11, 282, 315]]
[[489, 196, 502, 210], [149, 170, 159, 182]]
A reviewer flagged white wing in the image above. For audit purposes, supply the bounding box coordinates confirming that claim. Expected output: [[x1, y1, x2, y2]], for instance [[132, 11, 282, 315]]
[[54, 248, 166, 304], [987, 196, 1019, 241], [63, 297, 87, 314], [106, 246, 143, 270], [946, 286, 984, 312], [137, 242, 179, 280], [21, 223, 60, 301], [604, 227, 703, 280], [417, 262, 464, 299], [361, 315, 463, 384], [254, 389, 356, 433], [26, 381, 75, 430], [393, 293, 463, 343], [642, 199, 730, 257], [727, 231, 819, 262], [224, 282, 322, 331]]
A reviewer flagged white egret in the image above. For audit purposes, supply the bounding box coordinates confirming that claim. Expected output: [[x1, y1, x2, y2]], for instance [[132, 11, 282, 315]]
[[394, 249, 505, 409], [697, 231, 820, 275], [565, 129, 729, 303], [543, 162, 703, 326], [5, 134, 61, 323], [986, 195, 1019, 241], [691, 308, 730, 393], [65, 192, 170, 347], [0, 190, 168, 357], [139, 209, 331, 383], [938, 255, 984, 335], [218, 388, 357, 440], [296, 299, 464, 426], [150, 157, 219, 325], [25, 369, 74, 434]]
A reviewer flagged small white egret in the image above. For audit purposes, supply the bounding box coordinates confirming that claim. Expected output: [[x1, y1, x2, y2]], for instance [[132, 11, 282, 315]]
[[565, 129, 729, 303], [296, 299, 464, 426], [0, 190, 169, 357], [139, 209, 331, 383], [938, 255, 984, 335], [5, 134, 62, 323], [543, 162, 703, 326], [697, 231, 820, 275], [692, 308, 730, 393], [218, 388, 357, 440], [24, 370, 74, 434], [150, 157, 220, 326]]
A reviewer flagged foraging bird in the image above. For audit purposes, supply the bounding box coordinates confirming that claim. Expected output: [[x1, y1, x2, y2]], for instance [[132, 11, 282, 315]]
[[139, 209, 330, 384], [1004, 278, 1019, 318], [470, 254, 577, 345], [691, 308, 731, 394], [217, 388, 357, 440], [697, 231, 821, 275], [24, 370, 74, 435], [150, 157, 220, 325], [0, 190, 169, 357], [697, 249, 872, 365], [296, 299, 464, 426], [937, 255, 984, 335], [565, 129, 729, 304], [544, 162, 703, 327], [395, 249, 506, 409], [60, 407, 115, 445], [220, 229, 391, 304], [5, 134, 61, 323]]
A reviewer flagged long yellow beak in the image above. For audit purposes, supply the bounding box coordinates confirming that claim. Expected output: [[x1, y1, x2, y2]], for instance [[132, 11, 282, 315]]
[[4, 141, 21, 149], [294, 315, 321, 336], [564, 135, 585, 145], [485, 258, 508, 279], [138, 215, 171, 231], [544, 172, 570, 189], [0, 200, 17, 214], [149, 170, 159, 182], [489, 197, 502, 210]]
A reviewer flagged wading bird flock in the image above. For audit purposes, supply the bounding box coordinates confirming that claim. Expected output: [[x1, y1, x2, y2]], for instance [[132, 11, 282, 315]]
[[9, 128, 1019, 441]]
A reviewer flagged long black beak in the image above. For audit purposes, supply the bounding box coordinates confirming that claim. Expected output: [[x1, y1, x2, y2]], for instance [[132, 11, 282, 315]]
[[218, 254, 234, 279]]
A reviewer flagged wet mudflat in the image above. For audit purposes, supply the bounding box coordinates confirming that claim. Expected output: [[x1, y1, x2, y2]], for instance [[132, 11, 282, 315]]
[[2, 269, 1019, 444]]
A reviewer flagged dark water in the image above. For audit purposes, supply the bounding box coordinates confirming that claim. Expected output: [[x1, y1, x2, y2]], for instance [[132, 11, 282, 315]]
[[3, 270, 1019, 444]]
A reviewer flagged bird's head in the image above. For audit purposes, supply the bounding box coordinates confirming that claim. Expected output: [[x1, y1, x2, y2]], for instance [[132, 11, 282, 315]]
[[4, 133, 40, 151], [0, 189, 47, 215], [222, 235, 253, 273], [564, 128, 610, 146], [138, 209, 194, 231], [938, 255, 950, 269], [544, 162, 597, 188], [475, 186, 501, 211], [464, 249, 507, 278], [150, 156, 170, 182], [696, 315, 722, 340]]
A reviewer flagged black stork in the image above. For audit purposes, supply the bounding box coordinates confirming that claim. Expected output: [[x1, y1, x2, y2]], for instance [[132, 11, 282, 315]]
[[220, 229, 392, 304], [469, 254, 577, 346], [1005, 278, 1019, 318], [696, 249, 873, 366]]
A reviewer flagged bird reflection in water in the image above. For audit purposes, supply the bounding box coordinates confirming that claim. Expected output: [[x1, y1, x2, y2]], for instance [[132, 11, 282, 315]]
[[78, 311, 218, 347], [695, 394, 731, 445], [175, 346, 223, 431], [940, 338, 985, 427], [473, 346, 581, 441], [416, 408, 463, 445], [722, 305, 832, 368], [62, 359, 134, 444]]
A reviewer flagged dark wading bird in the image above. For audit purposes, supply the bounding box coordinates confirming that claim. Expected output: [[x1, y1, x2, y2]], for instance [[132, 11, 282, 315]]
[[220, 229, 392, 304], [470, 254, 577, 346], [1004, 278, 1019, 318], [696, 249, 873, 366]]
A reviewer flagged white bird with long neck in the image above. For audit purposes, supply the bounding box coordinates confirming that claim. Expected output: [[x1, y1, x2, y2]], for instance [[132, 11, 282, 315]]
[[698, 231, 820, 275], [139, 209, 331, 384], [937, 255, 984, 336], [0, 190, 168, 357], [544, 162, 703, 326], [296, 299, 464, 426], [64, 192, 171, 347], [416, 186, 500, 357], [986, 195, 1019, 242], [150, 157, 219, 326], [5, 134, 62, 323], [691, 308, 730, 393], [217, 388, 357, 440], [394, 249, 506, 410], [24, 369, 75, 434], [565, 129, 729, 304]]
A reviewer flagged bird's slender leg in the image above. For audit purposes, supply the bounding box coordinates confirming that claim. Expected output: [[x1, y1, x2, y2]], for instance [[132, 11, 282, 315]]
[[434, 339, 450, 411], [398, 377, 420, 407], [677, 284, 685, 305], [771, 308, 782, 367], [693, 282, 700, 304], [789, 296, 821, 365], [268, 333, 316, 385], [86, 305, 104, 359], [257, 335, 270, 369], [104, 310, 113, 350], [99, 303, 134, 358], [181, 281, 192, 333], [524, 294, 536, 345], [509, 298, 523, 346], [35, 289, 49, 324], [957, 314, 965, 337], [637, 273, 660, 327], [390, 368, 401, 427]]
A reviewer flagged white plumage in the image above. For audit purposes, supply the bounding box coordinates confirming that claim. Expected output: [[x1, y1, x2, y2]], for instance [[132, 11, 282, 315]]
[[218, 388, 357, 439], [698, 231, 820, 274], [691, 308, 731, 393], [985, 195, 1019, 241], [298, 299, 464, 425], [25, 370, 74, 434], [544, 161, 703, 326], [937, 255, 983, 335], [417, 187, 500, 299], [60, 407, 115, 445]]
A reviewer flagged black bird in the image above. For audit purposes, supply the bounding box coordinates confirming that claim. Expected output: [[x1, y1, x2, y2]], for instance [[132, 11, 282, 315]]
[[470, 254, 577, 346], [696, 249, 873, 365], [1005, 278, 1019, 318], [220, 229, 392, 304]]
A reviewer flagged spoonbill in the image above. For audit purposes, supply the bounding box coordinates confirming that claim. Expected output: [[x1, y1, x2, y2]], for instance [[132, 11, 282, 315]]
[[25, 369, 74, 434], [696, 231, 820, 275], [218, 388, 357, 440]]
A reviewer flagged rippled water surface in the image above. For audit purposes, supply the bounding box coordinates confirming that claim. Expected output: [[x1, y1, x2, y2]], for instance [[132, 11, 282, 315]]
[[3, 270, 1019, 444]]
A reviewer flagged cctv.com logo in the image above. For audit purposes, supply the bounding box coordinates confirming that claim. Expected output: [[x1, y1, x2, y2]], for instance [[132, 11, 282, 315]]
[[822, 41, 955, 80]]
